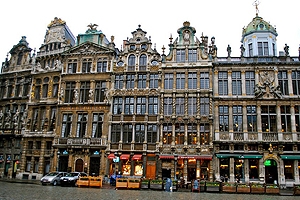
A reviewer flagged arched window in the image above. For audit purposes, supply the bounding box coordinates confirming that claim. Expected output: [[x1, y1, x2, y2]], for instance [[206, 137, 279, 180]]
[[128, 55, 135, 71], [139, 54, 147, 71], [17, 52, 23, 65]]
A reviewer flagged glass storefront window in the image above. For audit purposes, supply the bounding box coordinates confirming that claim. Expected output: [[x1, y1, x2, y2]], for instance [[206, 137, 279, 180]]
[[134, 162, 143, 176], [284, 160, 294, 180], [249, 159, 259, 179], [234, 159, 244, 181], [220, 158, 229, 181], [122, 164, 131, 176]]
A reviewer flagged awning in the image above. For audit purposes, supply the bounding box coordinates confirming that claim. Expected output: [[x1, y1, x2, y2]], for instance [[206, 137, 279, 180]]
[[178, 155, 212, 160], [132, 154, 143, 161], [280, 155, 300, 160], [216, 154, 262, 159], [159, 155, 174, 159], [120, 154, 130, 160], [107, 153, 115, 159]]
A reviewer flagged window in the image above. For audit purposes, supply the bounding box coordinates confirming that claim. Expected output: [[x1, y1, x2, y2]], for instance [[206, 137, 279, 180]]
[[34, 79, 41, 100], [49, 107, 56, 131], [17, 52, 23, 65], [188, 72, 197, 89], [188, 97, 197, 115], [31, 108, 39, 131], [62, 114, 72, 137], [163, 124, 172, 144], [124, 97, 134, 114], [248, 43, 253, 57], [82, 59, 92, 73], [136, 97, 146, 114], [164, 73, 173, 89], [137, 74, 146, 89], [247, 106, 257, 132], [76, 113, 88, 137], [41, 77, 49, 98], [176, 73, 185, 89], [114, 75, 123, 89], [0, 80, 6, 99], [128, 55, 135, 71], [233, 106, 243, 132], [135, 124, 145, 143], [200, 97, 209, 116], [149, 74, 158, 89], [23, 77, 30, 97], [200, 123, 209, 145], [278, 71, 289, 95], [139, 54, 147, 71], [147, 124, 157, 144], [219, 106, 229, 132], [92, 113, 103, 138], [176, 97, 184, 115], [281, 106, 291, 132], [284, 160, 294, 180], [52, 76, 60, 98], [200, 72, 209, 89], [113, 97, 123, 114], [258, 42, 269, 56], [94, 81, 106, 102], [175, 123, 184, 145], [295, 106, 300, 132], [245, 71, 255, 95], [188, 49, 197, 62], [111, 124, 121, 143], [164, 97, 173, 116], [218, 72, 228, 95], [65, 82, 76, 103], [67, 59, 77, 73], [261, 106, 277, 132], [123, 124, 133, 143], [126, 74, 135, 89], [188, 123, 197, 145], [232, 72, 242, 95], [148, 97, 158, 115], [97, 59, 107, 72], [15, 78, 21, 97], [176, 49, 185, 62], [79, 82, 90, 103], [292, 71, 300, 95]]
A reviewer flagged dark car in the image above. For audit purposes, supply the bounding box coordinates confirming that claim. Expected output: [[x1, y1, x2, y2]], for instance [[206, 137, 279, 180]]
[[60, 172, 88, 186]]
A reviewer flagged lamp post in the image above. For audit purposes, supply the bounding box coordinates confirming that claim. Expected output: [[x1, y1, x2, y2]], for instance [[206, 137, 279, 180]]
[[174, 154, 178, 180], [57, 150, 60, 172]]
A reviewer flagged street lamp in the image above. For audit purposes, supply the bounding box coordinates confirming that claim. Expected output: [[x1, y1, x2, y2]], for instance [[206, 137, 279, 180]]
[[174, 154, 178, 180], [57, 150, 60, 172]]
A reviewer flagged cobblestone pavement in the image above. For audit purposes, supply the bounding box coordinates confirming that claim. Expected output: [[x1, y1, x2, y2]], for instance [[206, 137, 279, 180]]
[[0, 180, 298, 200]]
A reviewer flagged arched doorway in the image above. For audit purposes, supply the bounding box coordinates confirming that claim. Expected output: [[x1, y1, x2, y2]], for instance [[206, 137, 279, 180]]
[[75, 159, 84, 172], [264, 159, 278, 184]]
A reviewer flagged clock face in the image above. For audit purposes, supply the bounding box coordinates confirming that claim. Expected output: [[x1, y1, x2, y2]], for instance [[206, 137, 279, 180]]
[[117, 61, 124, 66]]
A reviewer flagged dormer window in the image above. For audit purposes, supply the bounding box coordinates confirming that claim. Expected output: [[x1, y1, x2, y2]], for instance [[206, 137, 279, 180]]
[[258, 42, 269, 56], [117, 61, 124, 66], [17, 52, 23, 65], [151, 60, 158, 66], [130, 45, 135, 50], [141, 44, 147, 50]]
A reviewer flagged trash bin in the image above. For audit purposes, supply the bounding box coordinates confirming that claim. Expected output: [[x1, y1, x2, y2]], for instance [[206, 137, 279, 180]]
[[165, 178, 173, 192]]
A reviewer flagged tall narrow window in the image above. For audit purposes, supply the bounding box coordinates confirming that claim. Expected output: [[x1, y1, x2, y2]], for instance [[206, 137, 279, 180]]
[[188, 72, 197, 89], [34, 79, 41, 100], [67, 59, 77, 73], [188, 97, 197, 115], [219, 106, 229, 132], [17, 52, 23, 65], [176, 49, 185, 62], [113, 97, 123, 114], [65, 82, 76, 103], [137, 74, 146, 89], [62, 114, 72, 137], [175, 123, 184, 144], [147, 124, 157, 144], [79, 82, 90, 103], [136, 97, 146, 114], [164, 73, 173, 89], [164, 97, 173, 115], [92, 113, 103, 138], [176, 97, 184, 115], [114, 75, 123, 89], [233, 106, 243, 132], [278, 71, 289, 95], [149, 74, 158, 89], [176, 73, 185, 89], [123, 124, 133, 143], [245, 71, 255, 95], [23, 77, 30, 97], [139, 54, 147, 71], [128, 55, 135, 71], [15, 78, 21, 97], [248, 43, 253, 57], [261, 106, 277, 132], [76, 113, 88, 137], [42, 77, 49, 98], [218, 72, 228, 95], [124, 97, 134, 114], [135, 124, 145, 143], [200, 123, 209, 145], [295, 106, 300, 132], [292, 71, 300, 95], [163, 124, 172, 144], [94, 81, 106, 102], [52, 76, 60, 98], [188, 123, 197, 145], [281, 106, 291, 132], [232, 72, 242, 95], [247, 106, 257, 132], [111, 124, 121, 143], [82, 59, 92, 73], [188, 49, 197, 62], [49, 107, 56, 131], [126, 74, 135, 89], [97, 59, 107, 72], [148, 97, 158, 115], [200, 72, 209, 89], [200, 97, 209, 116]]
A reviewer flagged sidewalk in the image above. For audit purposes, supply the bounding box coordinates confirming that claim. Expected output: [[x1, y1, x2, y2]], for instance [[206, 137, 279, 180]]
[[0, 177, 40, 185]]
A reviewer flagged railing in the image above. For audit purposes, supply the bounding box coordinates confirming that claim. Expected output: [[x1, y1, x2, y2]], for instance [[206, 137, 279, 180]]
[[215, 56, 300, 63], [57, 137, 107, 146], [233, 132, 244, 141], [262, 132, 278, 141]]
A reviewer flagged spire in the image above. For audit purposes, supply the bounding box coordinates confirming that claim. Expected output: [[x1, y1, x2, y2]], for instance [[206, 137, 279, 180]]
[[253, 0, 260, 16]]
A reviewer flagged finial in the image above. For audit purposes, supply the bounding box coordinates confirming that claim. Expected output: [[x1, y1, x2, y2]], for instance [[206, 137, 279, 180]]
[[169, 34, 173, 43], [162, 45, 165, 54], [138, 24, 141, 28], [154, 43, 156, 50], [253, 0, 260, 16]]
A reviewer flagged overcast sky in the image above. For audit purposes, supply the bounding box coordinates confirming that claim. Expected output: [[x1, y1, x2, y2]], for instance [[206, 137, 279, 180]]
[[1, 0, 300, 63]]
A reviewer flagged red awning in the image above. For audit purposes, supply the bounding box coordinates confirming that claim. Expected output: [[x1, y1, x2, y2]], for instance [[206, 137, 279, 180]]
[[132, 154, 142, 161], [159, 155, 175, 159], [178, 155, 212, 160], [120, 154, 130, 160], [107, 153, 115, 159]]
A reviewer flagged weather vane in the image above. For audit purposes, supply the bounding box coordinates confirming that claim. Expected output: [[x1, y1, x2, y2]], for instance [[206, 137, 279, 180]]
[[253, 0, 260, 16]]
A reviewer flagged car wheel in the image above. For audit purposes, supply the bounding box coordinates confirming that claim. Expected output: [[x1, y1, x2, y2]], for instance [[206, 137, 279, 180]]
[[53, 180, 57, 186]]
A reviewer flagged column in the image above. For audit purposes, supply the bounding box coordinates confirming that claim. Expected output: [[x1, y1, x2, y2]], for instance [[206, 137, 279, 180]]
[[288, 70, 293, 96], [277, 105, 283, 141], [213, 70, 218, 95], [294, 160, 299, 183], [215, 104, 219, 140], [241, 71, 246, 96], [244, 159, 249, 182], [229, 105, 233, 140], [228, 71, 232, 96], [229, 157, 235, 182], [291, 105, 297, 141]]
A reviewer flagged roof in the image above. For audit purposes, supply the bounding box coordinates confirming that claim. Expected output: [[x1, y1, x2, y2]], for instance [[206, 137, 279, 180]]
[[242, 15, 278, 38]]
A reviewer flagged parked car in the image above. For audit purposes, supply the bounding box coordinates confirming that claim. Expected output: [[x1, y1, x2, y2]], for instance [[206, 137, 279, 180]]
[[40, 172, 67, 186], [60, 172, 88, 186]]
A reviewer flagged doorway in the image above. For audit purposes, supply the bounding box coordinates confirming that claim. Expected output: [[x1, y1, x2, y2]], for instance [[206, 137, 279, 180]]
[[89, 157, 100, 176], [75, 159, 84, 172], [162, 168, 171, 179], [264, 159, 278, 184]]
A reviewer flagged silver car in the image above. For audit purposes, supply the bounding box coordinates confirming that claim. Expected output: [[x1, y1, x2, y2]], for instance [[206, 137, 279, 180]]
[[41, 172, 67, 186], [60, 172, 88, 186]]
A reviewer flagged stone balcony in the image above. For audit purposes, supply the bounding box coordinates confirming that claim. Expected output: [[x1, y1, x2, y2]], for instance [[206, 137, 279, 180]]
[[54, 137, 107, 148]]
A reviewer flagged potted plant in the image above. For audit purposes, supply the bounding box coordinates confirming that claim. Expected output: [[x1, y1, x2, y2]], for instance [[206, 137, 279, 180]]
[[140, 178, 150, 189], [205, 181, 221, 192], [265, 184, 279, 194], [250, 182, 265, 194], [236, 183, 250, 193], [200, 181, 206, 192], [222, 182, 236, 193], [150, 179, 163, 190], [294, 184, 300, 196]]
